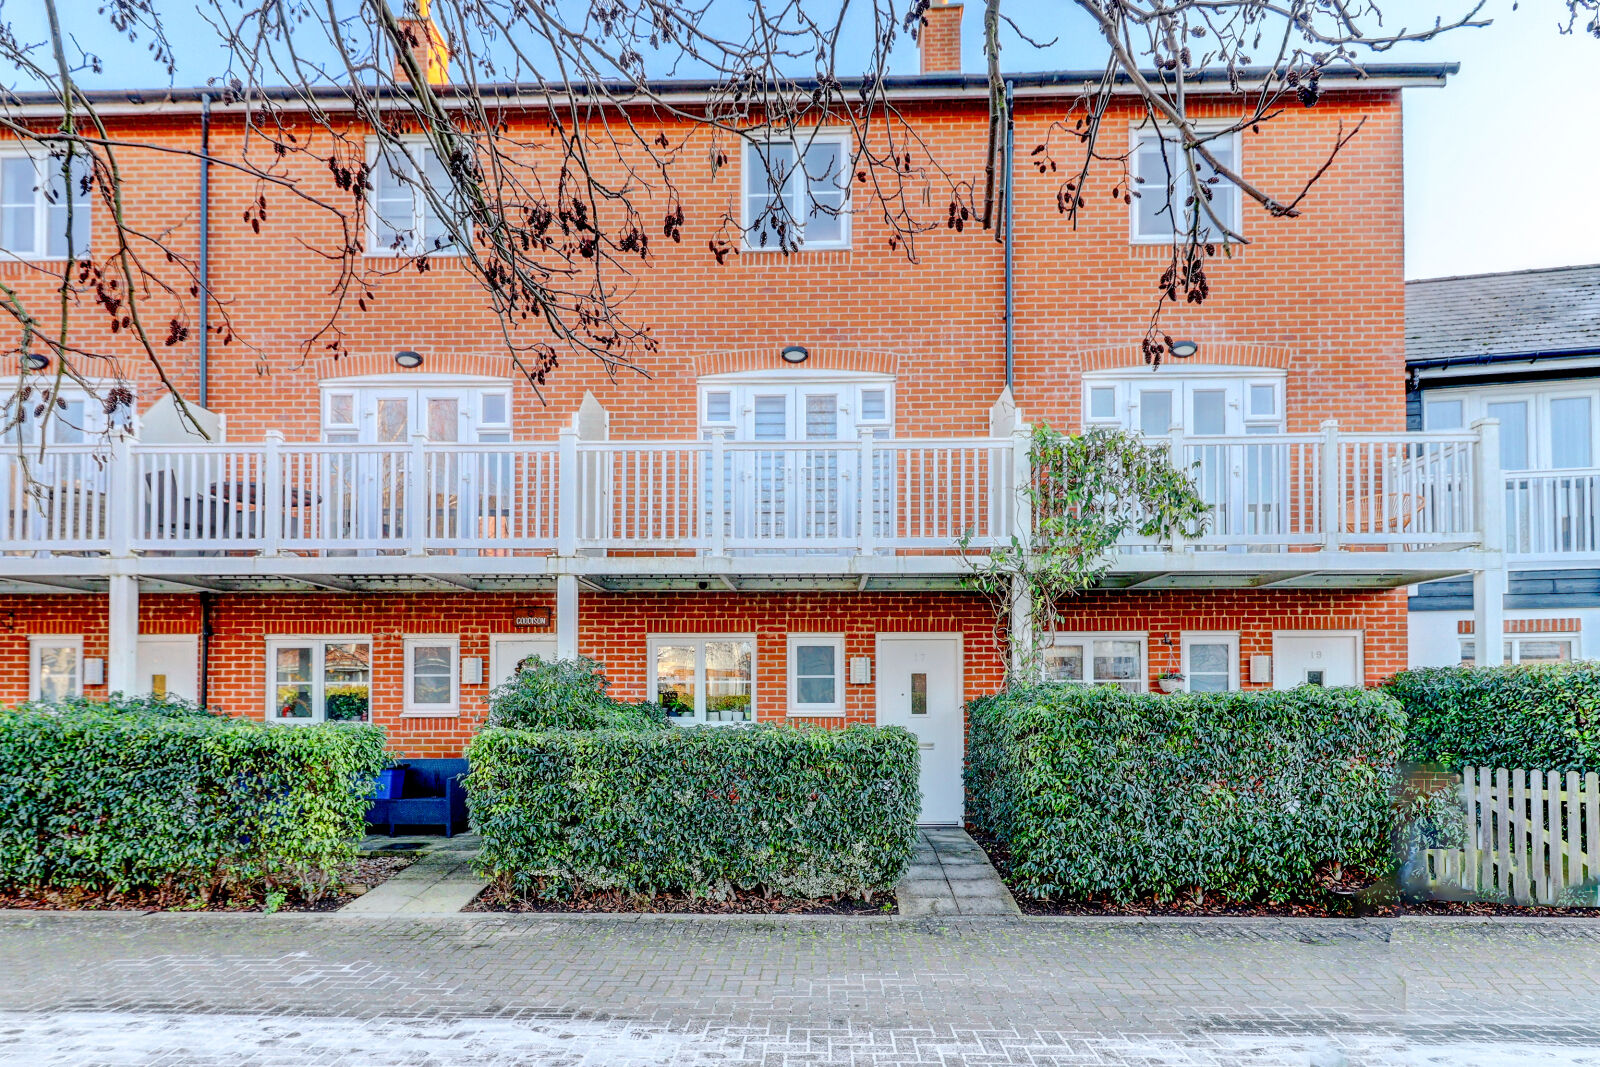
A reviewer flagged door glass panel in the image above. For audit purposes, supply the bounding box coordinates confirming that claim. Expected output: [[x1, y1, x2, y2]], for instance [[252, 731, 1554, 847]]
[[705, 640, 753, 722], [1138, 390, 1172, 436], [425, 398, 459, 443], [804, 395, 839, 440], [752, 396, 788, 440], [376, 398, 409, 443], [860, 389, 887, 422], [1248, 385, 1276, 417], [1089, 387, 1115, 419], [1487, 401, 1528, 470], [1192, 390, 1227, 435], [325, 641, 371, 721], [910, 672, 927, 715], [1550, 397, 1592, 468], [654, 644, 697, 719]]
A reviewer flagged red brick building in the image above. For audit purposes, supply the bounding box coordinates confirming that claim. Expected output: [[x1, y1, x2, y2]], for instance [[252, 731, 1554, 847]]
[[0, 13, 1495, 822]]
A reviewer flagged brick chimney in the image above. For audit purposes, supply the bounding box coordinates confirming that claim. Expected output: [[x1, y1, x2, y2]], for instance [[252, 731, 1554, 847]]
[[919, 0, 964, 75], [394, 0, 452, 87]]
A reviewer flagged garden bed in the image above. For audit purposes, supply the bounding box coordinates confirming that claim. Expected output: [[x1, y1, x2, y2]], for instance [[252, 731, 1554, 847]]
[[466, 886, 894, 916], [0, 855, 415, 913]]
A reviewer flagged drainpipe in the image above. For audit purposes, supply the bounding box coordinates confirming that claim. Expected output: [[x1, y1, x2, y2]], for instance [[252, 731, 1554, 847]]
[[198, 592, 213, 709], [1002, 80, 1015, 390], [197, 92, 211, 408]]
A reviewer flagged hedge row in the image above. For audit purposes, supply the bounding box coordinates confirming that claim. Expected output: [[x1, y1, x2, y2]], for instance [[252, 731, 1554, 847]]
[[466, 724, 920, 900], [486, 655, 668, 731], [1383, 663, 1600, 772], [0, 703, 388, 900], [966, 684, 1404, 902]]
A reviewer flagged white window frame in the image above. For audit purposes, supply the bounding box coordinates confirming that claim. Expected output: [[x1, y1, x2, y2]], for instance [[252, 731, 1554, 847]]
[[1129, 125, 1244, 245], [1460, 632, 1581, 666], [318, 374, 513, 443], [1421, 380, 1600, 472], [404, 635, 461, 717], [646, 634, 757, 726], [364, 136, 460, 258], [29, 635, 83, 703], [0, 147, 92, 260], [1082, 366, 1285, 435], [740, 130, 853, 252], [697, 370, 895, 439], [1180, 632, 1240, 693], [265, 636, 373, 725], [786, 634, 845, 716], [1044, 632, 1148, 692]]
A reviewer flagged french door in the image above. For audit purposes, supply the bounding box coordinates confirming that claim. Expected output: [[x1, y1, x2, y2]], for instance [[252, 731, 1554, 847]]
[[733, 386, 858, 546]]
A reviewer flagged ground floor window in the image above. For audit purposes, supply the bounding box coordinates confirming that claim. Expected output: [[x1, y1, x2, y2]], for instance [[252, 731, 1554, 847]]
[[1460, 634, 1578, 665], [268, 638, 372, 723], [29, 635, 82, 703], [787, 634, 844, 715], [1043, 633, 1146, 692], [1181, 632, 1239, 692], [404, 636, 460, 715], [648, 635, 755, 724]]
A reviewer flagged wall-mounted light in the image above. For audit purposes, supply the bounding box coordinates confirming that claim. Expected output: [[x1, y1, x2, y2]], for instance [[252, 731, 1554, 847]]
[[1169, 339, 1199, 359], [780, 344, 809, 365], [394, 349, 424, 369], [21, 353, 50, 372]]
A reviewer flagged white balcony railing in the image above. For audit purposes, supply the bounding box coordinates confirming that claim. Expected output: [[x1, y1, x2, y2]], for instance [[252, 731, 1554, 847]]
[[0, 425, 1490, 562], [1505, 468, 1600, 558]]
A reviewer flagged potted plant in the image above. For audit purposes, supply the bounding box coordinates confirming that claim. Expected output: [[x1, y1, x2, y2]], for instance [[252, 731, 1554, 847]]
[[1157, 670, 1185, 694]]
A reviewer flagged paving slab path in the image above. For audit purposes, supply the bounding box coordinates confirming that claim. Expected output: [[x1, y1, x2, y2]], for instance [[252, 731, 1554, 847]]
[[341, 834, 487, 917], [4, 910, 1600, 1065], [896, 827, 1021, 917]]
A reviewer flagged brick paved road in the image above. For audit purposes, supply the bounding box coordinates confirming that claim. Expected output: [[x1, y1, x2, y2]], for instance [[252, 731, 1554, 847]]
[[2, 914, 1599, 1065]]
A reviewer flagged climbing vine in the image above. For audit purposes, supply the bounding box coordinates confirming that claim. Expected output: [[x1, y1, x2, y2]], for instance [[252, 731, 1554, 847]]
[[960, 424, 1210, 684]]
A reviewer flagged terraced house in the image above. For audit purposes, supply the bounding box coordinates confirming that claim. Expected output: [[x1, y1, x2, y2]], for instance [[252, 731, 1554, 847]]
[[0, 8, 1495, 822]]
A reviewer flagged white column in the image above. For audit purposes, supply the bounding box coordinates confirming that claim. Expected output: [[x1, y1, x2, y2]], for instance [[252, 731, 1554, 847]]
[[1320, 419, 1341, 551], [555, 573, 579, 660], [107, 573, 140, 695], [1471, 415, 1506, 666], [1008, 423, 1034, 680]]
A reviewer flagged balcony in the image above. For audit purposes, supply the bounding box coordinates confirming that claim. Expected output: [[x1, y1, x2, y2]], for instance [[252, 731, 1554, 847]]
[[0, 424, 1497, 593]]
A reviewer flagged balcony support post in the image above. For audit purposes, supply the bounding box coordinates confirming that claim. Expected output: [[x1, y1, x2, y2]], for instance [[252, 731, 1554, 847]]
[[106, 571, 139, 696], [555, 573, 579, 660], [557, 427, 578, 557], [858, 429, 875, 557], [407, 432, 427, 557], [1319, 419, 1341, 551], [107, 433, 134, 558], [1008, 424, 1034, 679], [1167, 425, 1189, 549], [709, 429, 727, 557], [262, 430, 283, 557], [1472, 416, 1505, 665]]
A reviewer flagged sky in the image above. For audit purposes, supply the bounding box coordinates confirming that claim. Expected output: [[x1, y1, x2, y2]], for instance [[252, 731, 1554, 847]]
[[2, 0, 1595, 281]]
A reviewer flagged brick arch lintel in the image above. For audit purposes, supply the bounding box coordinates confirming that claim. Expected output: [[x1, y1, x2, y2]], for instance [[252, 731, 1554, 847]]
[[691, 346, 900, 379], [309, 351, 516, 382], [1068, 342, 1296, 375]]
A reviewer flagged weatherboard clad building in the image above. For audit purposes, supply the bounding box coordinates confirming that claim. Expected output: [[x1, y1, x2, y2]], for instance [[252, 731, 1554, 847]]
[[0, 10, 1486, 823], [1406, 263, 1600, 669]]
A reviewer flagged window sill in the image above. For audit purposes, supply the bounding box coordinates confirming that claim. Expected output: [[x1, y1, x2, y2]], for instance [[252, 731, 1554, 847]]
[[786, 708, 845, 718], [363, 248, 466, 260], [737, 243, 852, 256], [400, 709, 460, 719]]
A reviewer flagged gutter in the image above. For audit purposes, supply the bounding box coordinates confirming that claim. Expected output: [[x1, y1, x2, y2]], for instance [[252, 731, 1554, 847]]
[[1407, 347, 1600, 373]]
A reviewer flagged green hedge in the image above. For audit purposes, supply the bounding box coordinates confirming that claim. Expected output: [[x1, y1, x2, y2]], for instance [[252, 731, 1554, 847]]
[[486, 655, 668, 731], [466, 724, 919, 900], [966, 684, 1404, 902], [1384, 663, 1600, 772], [0, 705, 388, 900]]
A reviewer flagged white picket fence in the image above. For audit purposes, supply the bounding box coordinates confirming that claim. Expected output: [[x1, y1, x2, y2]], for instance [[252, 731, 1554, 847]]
[[1423, 766, 1600, 905]]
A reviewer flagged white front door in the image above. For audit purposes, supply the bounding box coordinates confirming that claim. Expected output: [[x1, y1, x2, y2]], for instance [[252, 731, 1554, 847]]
[[1272, 632, 1361, 689], [876, 635, 963, 825], [135, 636, 199, 702], [490, 636, 557, 687]]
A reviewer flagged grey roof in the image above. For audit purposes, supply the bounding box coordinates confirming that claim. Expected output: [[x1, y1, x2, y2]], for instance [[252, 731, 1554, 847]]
[[1406, 263, 1600, 364]]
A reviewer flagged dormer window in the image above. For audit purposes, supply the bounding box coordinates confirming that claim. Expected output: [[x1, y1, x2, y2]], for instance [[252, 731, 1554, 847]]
[[742, 132, 852, 251]]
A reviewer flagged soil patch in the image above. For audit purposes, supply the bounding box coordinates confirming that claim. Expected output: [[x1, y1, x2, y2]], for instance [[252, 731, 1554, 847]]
[[0, 855, 416, 913], [467, 885, 895, 916]]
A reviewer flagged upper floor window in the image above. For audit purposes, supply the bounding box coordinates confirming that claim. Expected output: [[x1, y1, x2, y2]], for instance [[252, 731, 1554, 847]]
[[1422, 382, 1599, 472], [367, 137, 457, 256], [742, 132, 851, 251], [1084, 367, 1284, 436], [1, 149, 91, 260], [1130, 128, 1242, 244]]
